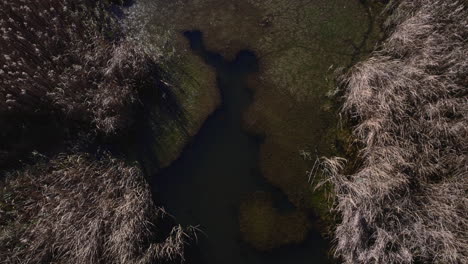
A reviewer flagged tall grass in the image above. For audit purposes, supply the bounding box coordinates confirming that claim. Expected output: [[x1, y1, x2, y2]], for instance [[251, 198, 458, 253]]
[[0, 1, 193, 263], [0, 0, 159, 134], [0, 153, 193, 264], [322, 0, 468, 263]]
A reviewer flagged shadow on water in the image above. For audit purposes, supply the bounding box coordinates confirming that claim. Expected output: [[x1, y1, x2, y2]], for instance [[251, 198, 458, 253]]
[[151, 31, 330, 264]]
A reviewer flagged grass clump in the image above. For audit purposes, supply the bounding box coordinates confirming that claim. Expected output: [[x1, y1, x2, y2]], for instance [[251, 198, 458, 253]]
[[321, 0, 468, 263], [0, 0, 161, 135], [0, 153, 193, 264]]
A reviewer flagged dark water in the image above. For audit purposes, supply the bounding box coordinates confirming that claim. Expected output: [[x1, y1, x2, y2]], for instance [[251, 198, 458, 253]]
[[151, 31, 330, 264]]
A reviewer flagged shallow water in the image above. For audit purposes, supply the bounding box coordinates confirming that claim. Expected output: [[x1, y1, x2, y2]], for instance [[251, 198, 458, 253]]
[[152, 31, 330, 264]]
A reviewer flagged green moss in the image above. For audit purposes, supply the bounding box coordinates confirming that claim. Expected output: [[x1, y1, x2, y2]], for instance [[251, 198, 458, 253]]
[[149, 50, 219, 169], [239, 192, 311, 251]]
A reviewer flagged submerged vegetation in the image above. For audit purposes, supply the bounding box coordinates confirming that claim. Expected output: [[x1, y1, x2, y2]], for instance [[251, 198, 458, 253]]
[[239, 192, 311, 251], [323, 0, 468, 263]]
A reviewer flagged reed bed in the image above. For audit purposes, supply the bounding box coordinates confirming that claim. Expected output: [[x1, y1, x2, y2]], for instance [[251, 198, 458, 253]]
[[322, 0, 468, 263], [0, 0, 159, 134], [0, 1, 192, 263], [0, 153, 193, 264]]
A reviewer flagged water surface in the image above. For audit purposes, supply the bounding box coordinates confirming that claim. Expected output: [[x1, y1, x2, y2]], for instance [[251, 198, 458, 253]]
[[152, 31, 330, 264]]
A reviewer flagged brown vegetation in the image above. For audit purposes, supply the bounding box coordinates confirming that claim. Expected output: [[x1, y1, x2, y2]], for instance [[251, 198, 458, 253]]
[[0, 153, 193, 264], [0, 1, 192, 263], [321, 0, 468, 263], [0, 0, 158, 134]]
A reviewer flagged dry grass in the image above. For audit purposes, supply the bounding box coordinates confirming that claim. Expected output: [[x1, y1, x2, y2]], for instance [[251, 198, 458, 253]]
[[0, 0, 160, 134], [0, 1, 194, 263], [0, 153, 193, 264], [321, 0, 468, 263]]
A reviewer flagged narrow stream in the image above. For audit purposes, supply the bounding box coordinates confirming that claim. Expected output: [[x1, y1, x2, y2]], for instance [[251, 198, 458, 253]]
[[152, 31, 330, 264]]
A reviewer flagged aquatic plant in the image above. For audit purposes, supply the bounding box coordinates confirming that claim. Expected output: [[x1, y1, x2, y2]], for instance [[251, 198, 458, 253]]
[[321, 0, 468, 263], [0, 153, 193, 264], [239, 192, 311, 251], [0, 0, 159, 134]]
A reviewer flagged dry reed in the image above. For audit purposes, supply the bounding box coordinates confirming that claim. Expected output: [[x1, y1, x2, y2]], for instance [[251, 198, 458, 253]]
[[321, 0, 468, 263], [0, 153, 193, 264], [0, 0, 159, 134]]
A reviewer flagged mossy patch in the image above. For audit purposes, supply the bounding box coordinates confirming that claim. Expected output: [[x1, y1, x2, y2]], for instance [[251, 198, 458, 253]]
[[152, 50, 220, 168], [239, 192, 311, 251]]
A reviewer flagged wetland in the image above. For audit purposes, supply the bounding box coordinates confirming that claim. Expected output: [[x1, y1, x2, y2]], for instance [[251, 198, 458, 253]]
[[125, 0, 387, 262]]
